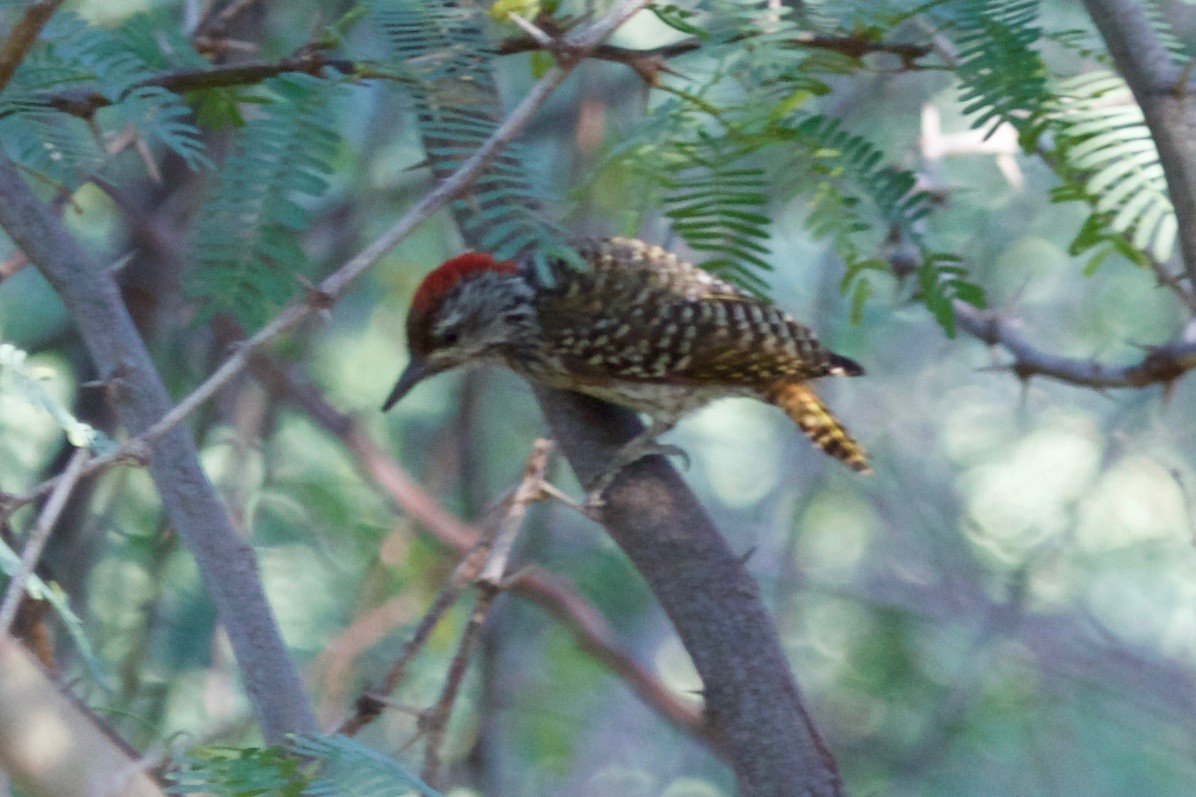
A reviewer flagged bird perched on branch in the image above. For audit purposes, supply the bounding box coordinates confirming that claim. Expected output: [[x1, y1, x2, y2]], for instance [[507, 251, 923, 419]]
[[384, 237, 870, 493]]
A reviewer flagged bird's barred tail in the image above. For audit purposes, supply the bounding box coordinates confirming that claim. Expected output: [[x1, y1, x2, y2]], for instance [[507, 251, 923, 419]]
[[767, 383, 871, 474]]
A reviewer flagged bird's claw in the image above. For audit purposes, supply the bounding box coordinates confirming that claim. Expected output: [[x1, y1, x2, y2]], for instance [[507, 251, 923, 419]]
[[643, 441, 690, 471], [582, 440, 691, 506]]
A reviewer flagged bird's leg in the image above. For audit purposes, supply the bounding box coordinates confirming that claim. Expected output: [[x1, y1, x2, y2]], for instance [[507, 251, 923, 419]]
[[584, 418, 686, 508]]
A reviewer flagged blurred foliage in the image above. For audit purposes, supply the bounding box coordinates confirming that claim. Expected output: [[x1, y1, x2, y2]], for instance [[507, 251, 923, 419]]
[[169, 735, 441, 796], [0, 0, 1195, 795]]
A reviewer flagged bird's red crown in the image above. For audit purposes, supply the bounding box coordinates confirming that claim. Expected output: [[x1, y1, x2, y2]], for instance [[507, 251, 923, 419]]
[[411, 252, 518, 313]]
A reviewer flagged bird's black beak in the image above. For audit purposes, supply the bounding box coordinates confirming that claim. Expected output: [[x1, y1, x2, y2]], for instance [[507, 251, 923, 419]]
[[382, 357, 436, 411]]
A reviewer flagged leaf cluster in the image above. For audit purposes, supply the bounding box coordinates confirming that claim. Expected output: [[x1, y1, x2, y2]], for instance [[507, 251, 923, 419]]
[[928, 0, 1184, 270], [2, 0, 1183, 337], [188, 73, 341, 328], [366, 0, 581, 282], [595, 0, 982, 331], [0, 10, 208, 187], [167, 735, 441, 797], [593, 0, 1188, 331]]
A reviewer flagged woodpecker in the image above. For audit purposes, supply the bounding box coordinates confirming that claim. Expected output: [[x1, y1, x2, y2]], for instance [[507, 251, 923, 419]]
[[384, 237, 871, 485]]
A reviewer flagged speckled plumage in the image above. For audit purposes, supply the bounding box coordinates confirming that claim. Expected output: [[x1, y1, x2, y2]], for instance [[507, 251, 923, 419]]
[[387, 237, 870, 473]]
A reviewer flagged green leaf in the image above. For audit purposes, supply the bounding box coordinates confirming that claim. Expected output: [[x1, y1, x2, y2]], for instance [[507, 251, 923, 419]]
[[849, 276, 872, 323], [188, 74, 342, 329]]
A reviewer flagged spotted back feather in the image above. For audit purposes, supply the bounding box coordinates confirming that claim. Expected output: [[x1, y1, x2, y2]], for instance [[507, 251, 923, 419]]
[[535, 237, 855, 386]]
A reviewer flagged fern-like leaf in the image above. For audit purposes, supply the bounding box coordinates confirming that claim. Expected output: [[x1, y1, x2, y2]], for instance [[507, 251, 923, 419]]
[[189, 73, 341, 330], [290, 734, 443, 797], [168, 745, 309, 796], [0, 12, 209, 178], [366, 0, 580, 280], [789, 114, 983, 331], [1049, 71, 1176, 265], [663, 134, 774, 293], [950, 0, 1050, 143]]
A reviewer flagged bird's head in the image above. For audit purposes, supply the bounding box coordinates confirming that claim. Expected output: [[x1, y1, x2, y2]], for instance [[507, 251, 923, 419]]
[[382, 251, 526, 410]]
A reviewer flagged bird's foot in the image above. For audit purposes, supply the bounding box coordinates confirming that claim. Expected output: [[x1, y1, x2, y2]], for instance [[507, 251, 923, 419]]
[[582, 437, 691, 509], [645, 440, 690, 471]]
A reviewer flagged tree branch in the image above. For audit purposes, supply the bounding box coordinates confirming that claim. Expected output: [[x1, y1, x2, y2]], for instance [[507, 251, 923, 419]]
[[0, 0, 65, 93], [421, 442, 550, 787], [1083, 0, 1196, 289], [497, 30, 932, 67], [22, 30, 934, 122], [954, 300, 1196, 388], [536, 389, 844, 796], [253, 357, 707, 740], [34, 51, 358, 120], [0, 449, 87, 636], [0, 152, 318, 743]]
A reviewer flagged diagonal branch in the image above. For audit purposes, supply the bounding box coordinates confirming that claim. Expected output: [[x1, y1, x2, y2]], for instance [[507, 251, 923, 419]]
[[954, 301, 1196, 388], [0, 147, 318, 743], [255, 357, 707, 740], [0, 448, 87, 636], [0, 0, 64, 93], [536, 389, 844, 796]]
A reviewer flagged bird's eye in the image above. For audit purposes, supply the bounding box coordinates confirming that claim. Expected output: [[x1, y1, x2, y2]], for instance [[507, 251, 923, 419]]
[[442, 330, 459, 347]]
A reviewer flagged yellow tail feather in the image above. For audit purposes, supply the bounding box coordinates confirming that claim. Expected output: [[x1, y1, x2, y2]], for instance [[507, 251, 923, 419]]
[[766, 383, 871, 474]]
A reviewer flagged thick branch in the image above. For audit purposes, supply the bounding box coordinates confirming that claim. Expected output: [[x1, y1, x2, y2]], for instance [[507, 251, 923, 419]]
[[1083, 0, 1196, 288], [954, 301, 1196, 388], [0, 152, 318, 742], [537, 390, 843, 797]]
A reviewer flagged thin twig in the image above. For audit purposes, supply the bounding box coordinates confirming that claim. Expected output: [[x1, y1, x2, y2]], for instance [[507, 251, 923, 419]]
[[332, 536, 494, 736], [421, 441, 552, 788], [479, 439, 553, 586], [503, 13, 554, 48], [421, 585, 498, 788], [255, 357, 707, 739], [338, 440, 551, 749], [0, 448, 88, 635], [24, 28, 935, 121], [31, 52, 358, 120], [206, 0, 264, 34], [0, 0, 65, 93], [954, 301, 1196, 388]]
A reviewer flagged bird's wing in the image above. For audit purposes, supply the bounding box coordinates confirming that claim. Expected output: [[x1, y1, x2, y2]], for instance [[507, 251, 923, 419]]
[[536, 242, 850, 385]]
